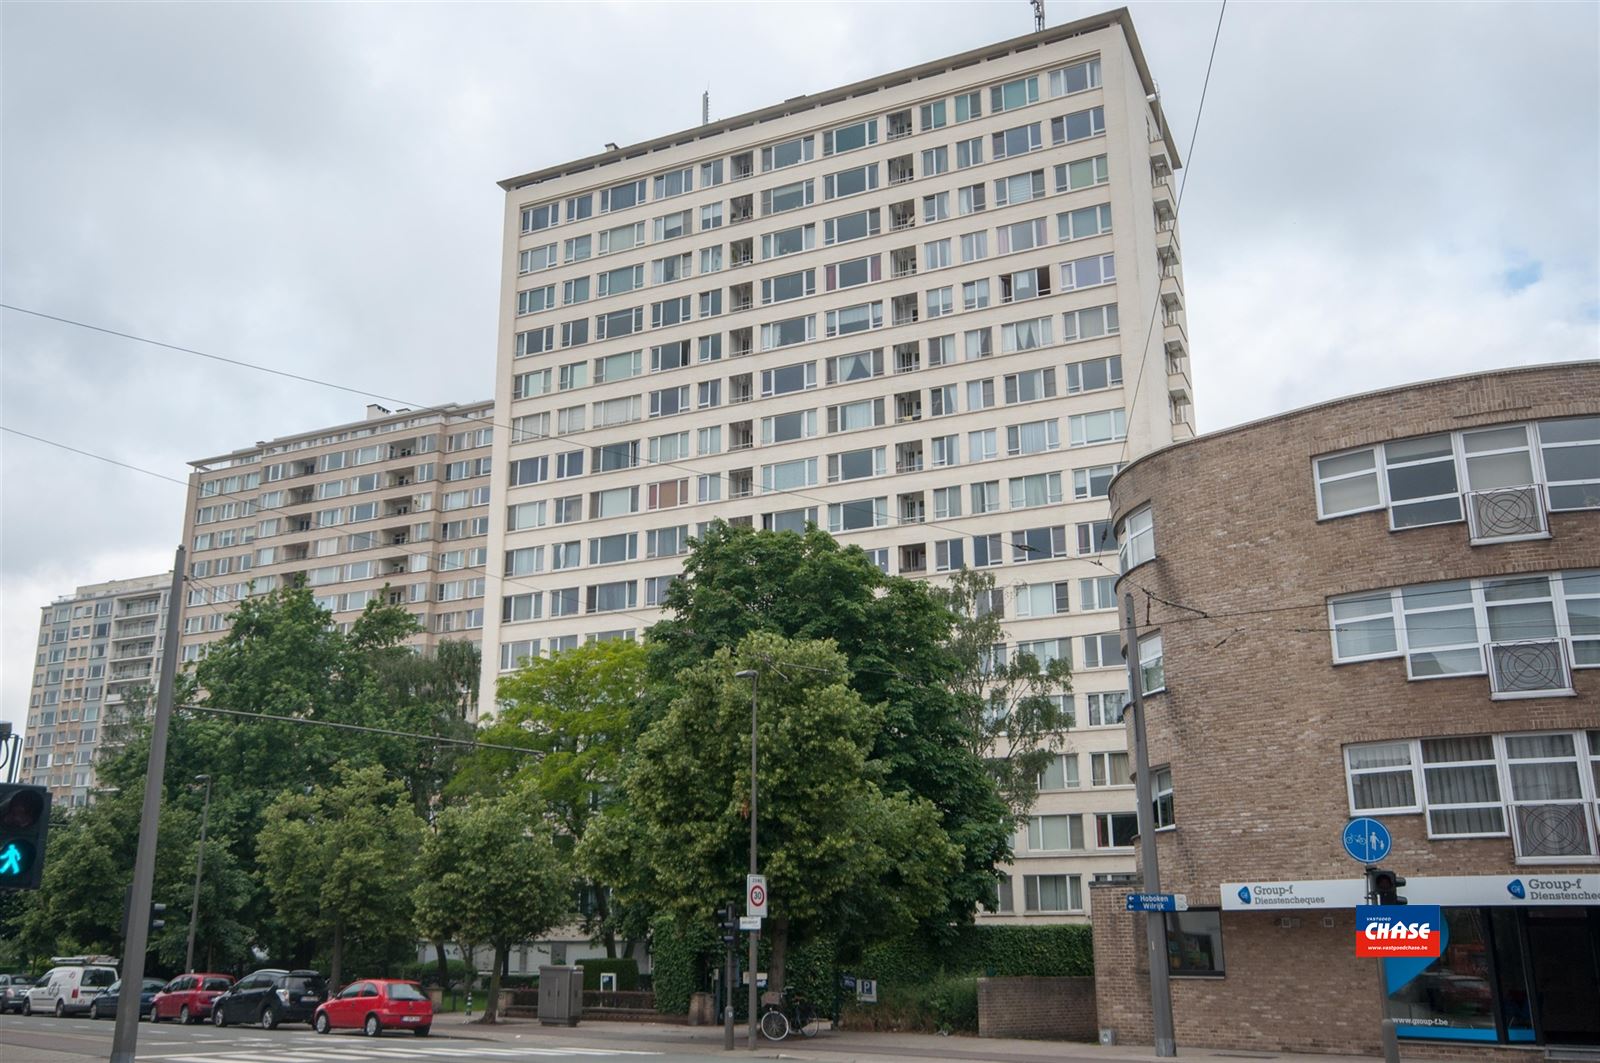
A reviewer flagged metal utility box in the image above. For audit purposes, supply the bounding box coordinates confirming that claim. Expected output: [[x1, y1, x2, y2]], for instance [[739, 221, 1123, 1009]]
[[537, 965, 584, 1026]]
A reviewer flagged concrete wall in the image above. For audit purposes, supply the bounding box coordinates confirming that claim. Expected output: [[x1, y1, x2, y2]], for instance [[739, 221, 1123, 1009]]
[[977, 975, 1096, 1040]]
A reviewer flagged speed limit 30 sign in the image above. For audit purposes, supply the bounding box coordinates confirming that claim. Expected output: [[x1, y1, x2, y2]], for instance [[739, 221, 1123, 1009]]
[[747, 874, 768, 917]]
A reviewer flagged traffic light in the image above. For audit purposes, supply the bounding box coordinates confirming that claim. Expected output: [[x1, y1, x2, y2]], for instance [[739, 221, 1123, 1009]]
[[0, 783, 51, 891], [1367, 866, 1406, 906], [718, 903, 738, 947], [149, 903, 168, 933]]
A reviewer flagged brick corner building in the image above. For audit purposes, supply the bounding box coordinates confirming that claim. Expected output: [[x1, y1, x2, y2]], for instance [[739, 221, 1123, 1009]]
[[485, 8, 1195, 923], [1094, 361, 1600, 1055]]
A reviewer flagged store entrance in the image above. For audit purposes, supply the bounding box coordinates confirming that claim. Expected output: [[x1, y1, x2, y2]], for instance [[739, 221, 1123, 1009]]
[[1525, 907, 1600, 1045]]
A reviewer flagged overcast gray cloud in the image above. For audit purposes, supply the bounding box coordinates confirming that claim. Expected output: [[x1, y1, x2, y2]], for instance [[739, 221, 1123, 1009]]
[[3, 1, 1596, 734]]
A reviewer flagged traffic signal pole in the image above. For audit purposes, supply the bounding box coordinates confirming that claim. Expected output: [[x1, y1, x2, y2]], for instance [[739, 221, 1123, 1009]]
[[109, 548, 184, 1063], [1364, 867, 1402, 1063]]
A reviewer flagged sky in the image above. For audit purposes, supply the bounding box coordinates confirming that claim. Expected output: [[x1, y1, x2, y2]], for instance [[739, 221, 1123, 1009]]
[[2, 1, 1597, 738]]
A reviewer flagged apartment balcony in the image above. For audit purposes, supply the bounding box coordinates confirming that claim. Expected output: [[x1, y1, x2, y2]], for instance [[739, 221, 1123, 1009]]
[[1153, 177, 1175, 225], [1159, 275, 1184, 315], [1150, 142, 1173, 180], [1163, 315, 1187, 354], [113, 644, 156, 661], [112, 621, 158, 640], [119, 602, 160, 618], [1167, 351, 1191, 401], [1156, 224, 1180, 263]]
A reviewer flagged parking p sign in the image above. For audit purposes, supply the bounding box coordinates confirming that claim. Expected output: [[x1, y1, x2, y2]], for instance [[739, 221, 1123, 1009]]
[[747, 874, 768, 918]]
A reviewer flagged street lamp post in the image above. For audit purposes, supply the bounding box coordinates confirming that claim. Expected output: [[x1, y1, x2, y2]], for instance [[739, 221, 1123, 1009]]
[[185, 774, 213, 974], [734, 668, 758, 1050]]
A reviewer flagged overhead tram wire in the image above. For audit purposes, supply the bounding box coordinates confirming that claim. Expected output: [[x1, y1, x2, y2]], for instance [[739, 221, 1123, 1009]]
[[1, 424, 1533, 664], [1116, 0, 1227, 469], [3, 310, 1068, 567]]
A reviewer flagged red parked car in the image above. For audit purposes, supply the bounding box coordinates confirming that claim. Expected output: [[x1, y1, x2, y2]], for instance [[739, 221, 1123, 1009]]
[[151, 974, 234, 1024], [313, 979, 432, 1037]]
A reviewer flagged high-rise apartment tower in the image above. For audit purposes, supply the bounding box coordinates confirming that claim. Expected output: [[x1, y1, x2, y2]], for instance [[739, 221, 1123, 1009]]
[[19, 572, 173, 806], [484, 8, 1192, 922], [179, 402, 495, 684]]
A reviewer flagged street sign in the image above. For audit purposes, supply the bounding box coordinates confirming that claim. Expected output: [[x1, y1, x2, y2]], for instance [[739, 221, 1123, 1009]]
[[739, 916, 762, 931], [746, 874, 768, 917], [1356, 904, 1442, 957], [1342, 817, 1392, 863], [856, 978, 878, 1003], [1125, 892, 1187, 912]]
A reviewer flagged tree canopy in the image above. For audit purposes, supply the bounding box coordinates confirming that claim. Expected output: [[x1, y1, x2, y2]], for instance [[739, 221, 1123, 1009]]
[[645, 523, 1011, 926]]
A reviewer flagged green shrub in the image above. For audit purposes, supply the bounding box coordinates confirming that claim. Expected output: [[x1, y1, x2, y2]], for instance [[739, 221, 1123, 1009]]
[[927, 975, 978, 1032], [650, 915, 718, 1014], [580, 958, 640, 990]]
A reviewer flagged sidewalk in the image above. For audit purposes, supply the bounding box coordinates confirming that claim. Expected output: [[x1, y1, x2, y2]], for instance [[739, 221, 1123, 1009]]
[[434, 1014, 1388, 1063]]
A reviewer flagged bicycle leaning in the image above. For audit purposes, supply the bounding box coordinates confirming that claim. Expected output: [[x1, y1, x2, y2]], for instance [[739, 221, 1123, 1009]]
[[757, 987, 821, 1040]]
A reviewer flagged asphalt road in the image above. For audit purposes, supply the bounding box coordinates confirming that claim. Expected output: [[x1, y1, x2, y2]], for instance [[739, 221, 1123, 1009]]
[[0, 1014, 684, 1063]]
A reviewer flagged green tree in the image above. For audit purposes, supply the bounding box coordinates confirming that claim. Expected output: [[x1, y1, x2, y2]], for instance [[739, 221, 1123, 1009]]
[[584, 632, 960, 997], [646, 522, 1011, 926], [938, 568, 1073, 818], [413, 791, 572, 1023], [257, 763, 424, 989], [451, 639, 645, 956]]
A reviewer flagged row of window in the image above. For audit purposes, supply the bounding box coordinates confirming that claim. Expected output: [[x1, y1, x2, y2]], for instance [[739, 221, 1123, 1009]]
[[504, 409, 1125, 494], [1313, 417, 1599, 528], [515, 237, 1119, 364], [521, 229, 1114, 330], [1328, 569, 1599, 686], [515, 329, 1120, 422], [1345, 730, 1600, 862], [1025, 808, 1140, 854], [517, 58, 1106, 235]]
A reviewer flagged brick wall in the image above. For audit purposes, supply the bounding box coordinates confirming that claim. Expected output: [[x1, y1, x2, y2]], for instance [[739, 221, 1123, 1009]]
[[1090, 364, 1600, 1056], [1090, 888, 1535, 1059], [976, 976, 1096, 1040]]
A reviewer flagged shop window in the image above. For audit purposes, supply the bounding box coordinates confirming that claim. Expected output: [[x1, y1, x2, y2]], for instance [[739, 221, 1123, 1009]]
[[1164, 909, 1224, 976]]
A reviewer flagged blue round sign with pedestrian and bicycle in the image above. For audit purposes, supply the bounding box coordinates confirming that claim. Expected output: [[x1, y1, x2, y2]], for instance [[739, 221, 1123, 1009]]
[[1343, 817, 1391, 863]]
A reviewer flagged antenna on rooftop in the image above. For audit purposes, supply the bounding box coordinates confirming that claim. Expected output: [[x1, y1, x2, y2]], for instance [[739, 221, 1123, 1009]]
[[1031, 0, 1044, 31], [702, 90, 710, 125]]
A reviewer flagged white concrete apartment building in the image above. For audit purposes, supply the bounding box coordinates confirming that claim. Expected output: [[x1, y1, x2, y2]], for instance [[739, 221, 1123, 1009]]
[[19, 572, 173, 806], [179, 402, 495, 679], [483, 9, 1193, 924]]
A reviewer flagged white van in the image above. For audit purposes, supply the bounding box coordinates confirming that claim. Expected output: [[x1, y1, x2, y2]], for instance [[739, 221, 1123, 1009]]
[[24, 963, 117, 1017]]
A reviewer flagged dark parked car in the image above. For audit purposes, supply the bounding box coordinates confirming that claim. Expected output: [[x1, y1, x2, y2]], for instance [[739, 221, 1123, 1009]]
[[0, 975, 33, 1014], [210, 969, 327, 1029], [88, 979, 165, 1021]]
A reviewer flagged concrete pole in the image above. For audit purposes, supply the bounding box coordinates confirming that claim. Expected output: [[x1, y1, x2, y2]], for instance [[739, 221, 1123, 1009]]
[[185, 775, 213, 973], [1123, 592, 1175, 1057], [110, 549, 184, 1063]]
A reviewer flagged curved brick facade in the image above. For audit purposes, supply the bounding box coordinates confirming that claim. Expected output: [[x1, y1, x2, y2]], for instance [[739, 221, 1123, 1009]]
[[1091, 362, 1600, 1056]]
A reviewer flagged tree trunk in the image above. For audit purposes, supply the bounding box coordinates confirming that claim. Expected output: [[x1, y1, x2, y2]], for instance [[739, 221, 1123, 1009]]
[[433, 939, 451, 992], [477, 943, 505, 1024], [597, 889, 616, 959], [768, 917, 789, 999], [330, 918, 344, 992]]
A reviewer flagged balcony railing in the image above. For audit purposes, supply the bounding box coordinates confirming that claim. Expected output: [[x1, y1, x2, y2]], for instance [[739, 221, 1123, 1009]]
[[1487, 639, 1572, 699], [1467, 486, 1548, 544]]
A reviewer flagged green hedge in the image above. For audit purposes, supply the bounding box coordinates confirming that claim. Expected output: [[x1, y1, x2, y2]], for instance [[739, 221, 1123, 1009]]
[[650, 916, 717, 1014], [649, 920, 1092, 1017], [853, 924, 1093, 984], [581, 958, 640, 991]]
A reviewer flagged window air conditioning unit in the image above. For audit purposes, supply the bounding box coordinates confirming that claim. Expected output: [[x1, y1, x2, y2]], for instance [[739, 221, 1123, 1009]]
[[1466, 485, 1547, 544], [1487, 639, 1571, 697]]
